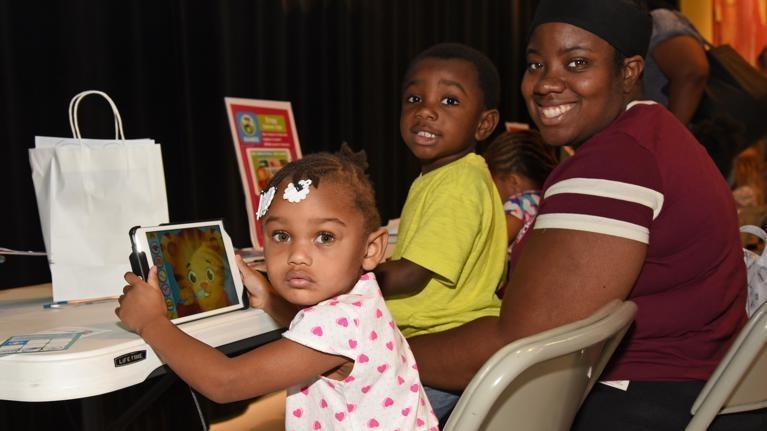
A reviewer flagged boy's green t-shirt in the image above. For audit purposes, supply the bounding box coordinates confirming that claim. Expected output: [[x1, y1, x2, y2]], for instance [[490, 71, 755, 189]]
[[387, 153, 506, 338]]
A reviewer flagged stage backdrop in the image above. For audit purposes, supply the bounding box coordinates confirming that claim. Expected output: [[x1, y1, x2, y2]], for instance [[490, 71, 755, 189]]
[[0, 0, 536, 289]]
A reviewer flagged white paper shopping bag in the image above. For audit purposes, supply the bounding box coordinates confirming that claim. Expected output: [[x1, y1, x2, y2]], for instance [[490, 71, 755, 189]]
[[30, 90, 169, 301]]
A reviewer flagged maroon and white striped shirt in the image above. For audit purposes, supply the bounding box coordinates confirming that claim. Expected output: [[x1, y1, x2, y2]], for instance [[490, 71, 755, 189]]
[[513, 102, 746, 381]]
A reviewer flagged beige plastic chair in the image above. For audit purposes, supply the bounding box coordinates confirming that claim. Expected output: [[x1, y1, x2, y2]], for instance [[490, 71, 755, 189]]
[[443, 300, 637, 431], [685, 301, 767, 430]]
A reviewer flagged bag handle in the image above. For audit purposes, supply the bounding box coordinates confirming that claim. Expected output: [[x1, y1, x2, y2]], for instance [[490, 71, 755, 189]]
[[67, 90, 125, 141], [740, 225, 767, 257]]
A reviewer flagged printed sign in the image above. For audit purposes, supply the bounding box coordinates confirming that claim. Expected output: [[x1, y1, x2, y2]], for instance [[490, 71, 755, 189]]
[[225, 98, 302, 248]]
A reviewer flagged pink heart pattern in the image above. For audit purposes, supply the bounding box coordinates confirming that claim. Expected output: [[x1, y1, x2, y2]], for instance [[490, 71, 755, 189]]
[[284, 277, 437, 430]]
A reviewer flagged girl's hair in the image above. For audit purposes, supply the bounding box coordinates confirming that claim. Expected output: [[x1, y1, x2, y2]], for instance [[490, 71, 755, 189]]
[[483, 130, 558, 188], [265, 144, 381, 234]]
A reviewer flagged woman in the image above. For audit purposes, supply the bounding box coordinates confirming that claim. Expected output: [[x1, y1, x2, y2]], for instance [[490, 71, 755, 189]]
[[407, 0, 764, 428]]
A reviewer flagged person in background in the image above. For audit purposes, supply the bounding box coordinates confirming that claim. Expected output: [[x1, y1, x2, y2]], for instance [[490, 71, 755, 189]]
[[732, 146, 765, 209], [116, 147, 439, 431], [643, 0, 709, 126], [483, 129, 557, 258], [406, 0, 765, 428], [374, 42, 508, 421], [483, 129, 557, 298]]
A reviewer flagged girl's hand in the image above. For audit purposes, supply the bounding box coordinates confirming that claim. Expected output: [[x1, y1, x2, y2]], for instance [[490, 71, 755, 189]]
[[235, 255, 272, 310], [115, 266, 168, 335]]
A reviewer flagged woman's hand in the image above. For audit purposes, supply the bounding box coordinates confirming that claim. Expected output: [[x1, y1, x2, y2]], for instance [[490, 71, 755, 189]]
[[115, 266, 168, 335], [235, 255, 272, 310]]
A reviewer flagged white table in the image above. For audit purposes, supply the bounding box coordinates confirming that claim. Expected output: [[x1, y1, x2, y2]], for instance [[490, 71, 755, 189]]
[[0, 284, 282, 402]]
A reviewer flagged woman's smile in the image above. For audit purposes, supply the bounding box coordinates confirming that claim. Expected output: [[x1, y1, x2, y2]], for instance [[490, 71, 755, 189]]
[[536, 102, 576, 125]]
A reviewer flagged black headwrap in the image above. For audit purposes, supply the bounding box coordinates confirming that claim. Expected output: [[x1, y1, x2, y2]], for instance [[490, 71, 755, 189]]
[[529, 0, 652, 58]]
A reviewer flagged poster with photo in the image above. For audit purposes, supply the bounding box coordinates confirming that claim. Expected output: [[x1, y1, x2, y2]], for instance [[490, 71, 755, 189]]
[[225, 98, 302, 249]]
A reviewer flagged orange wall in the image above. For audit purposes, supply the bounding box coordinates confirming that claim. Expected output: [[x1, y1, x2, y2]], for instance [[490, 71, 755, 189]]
[[684, 0, 767, 65], [681, 0, 713, 41]]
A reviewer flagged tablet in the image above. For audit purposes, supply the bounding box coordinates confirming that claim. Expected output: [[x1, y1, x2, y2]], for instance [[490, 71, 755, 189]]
[[129, 220, 246, 324]]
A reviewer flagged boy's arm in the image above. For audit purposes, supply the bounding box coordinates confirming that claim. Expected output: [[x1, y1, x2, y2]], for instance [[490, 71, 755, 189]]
[[116, 268, 346, 404], [236, 256, 300, 327], [374, 258, 433, 297]]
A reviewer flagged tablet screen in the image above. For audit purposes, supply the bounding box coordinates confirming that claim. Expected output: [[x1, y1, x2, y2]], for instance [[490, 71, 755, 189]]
[[131, 221, 245, 324]]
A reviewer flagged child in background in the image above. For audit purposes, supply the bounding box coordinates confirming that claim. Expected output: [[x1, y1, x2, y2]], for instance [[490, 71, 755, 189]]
[[373, 42, 508, 420], [116, 147, 438, 431], [483, 130, 557, 256], [732, 146, 766, 209]]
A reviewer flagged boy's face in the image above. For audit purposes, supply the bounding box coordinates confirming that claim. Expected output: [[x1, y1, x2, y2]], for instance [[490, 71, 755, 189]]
[[401, 58, 498, 173], [262, 181, 374, 306]]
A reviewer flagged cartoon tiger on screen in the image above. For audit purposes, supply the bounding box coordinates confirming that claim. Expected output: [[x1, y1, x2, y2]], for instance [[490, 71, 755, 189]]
[[161, 228, 233, 314]]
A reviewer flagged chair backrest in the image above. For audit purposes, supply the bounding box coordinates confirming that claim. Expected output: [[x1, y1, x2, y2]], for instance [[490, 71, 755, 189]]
[[686, 301, 767, 431], [443, 300, 637, 431]]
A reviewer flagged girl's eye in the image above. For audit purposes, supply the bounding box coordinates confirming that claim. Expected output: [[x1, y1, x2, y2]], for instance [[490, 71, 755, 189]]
[[406, 95, 420, 104], [441, 96, 460, 106], [567, 58, 588, 69], [526, 61, 543, 72], [315, 232, 335, 245], [271, 231, 290, 242], [206, 267, 215, 281], [187, 271, 198, 284]]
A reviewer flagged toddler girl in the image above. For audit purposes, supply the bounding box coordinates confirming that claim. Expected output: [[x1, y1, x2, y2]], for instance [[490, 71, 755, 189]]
[[483, 130, 557, 255], [116, 146, 438, 431]]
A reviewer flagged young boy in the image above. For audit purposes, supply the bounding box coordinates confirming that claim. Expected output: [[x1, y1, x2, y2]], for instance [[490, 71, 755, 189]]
[[375, 43, 507, 341]]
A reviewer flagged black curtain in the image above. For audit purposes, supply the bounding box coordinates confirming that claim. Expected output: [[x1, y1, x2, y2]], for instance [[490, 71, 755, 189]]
[[0, 0, 537, 289]]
